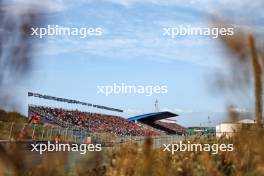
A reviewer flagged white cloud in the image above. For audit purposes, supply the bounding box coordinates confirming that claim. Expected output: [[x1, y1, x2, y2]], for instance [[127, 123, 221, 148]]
[[124, 108, 142, 114], [6, 0, 264, 22], [103, 0, 264, 23], [35, 34, 223, 68], [22, 0, 263, 69], [161, 107, 193, 113]]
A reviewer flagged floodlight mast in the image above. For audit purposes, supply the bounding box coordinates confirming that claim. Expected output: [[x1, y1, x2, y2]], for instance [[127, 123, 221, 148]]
[[200, 116, 212, 127], [155, 99, 159, 112]]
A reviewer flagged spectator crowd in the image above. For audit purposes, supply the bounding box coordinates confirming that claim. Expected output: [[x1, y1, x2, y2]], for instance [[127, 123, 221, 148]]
[[29, 106, 159, 136]]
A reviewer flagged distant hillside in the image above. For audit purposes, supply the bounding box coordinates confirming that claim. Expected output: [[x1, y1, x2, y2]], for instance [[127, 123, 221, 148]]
[[0, 109, 27, 123]]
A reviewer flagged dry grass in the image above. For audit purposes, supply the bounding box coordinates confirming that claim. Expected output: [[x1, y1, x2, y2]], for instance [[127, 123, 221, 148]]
[[105, 129, 264, 176], [0, 129, 264, 176]]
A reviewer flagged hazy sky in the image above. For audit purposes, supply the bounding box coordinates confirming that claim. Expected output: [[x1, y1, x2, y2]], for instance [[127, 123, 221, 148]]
[[5, 0, 264, 126]]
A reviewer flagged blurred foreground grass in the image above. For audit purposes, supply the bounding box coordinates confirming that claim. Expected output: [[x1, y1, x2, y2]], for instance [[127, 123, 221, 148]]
[[0, 127, 264, 176]]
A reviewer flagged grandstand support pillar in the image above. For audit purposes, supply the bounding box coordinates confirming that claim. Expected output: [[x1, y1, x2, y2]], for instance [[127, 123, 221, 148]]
[[9, 122, 14, 141]]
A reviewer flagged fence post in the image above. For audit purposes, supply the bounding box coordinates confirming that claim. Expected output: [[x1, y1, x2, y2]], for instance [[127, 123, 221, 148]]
[[46, 127, 50, 139], [50, 128, 53, 140], [32, 124, 36, 140], [81, 129, 83, 141], [71, 130, 74, 142], [65, 128, 68, 141], [58, 128, 61, 139], [41, 126, 45, 140], [9, 122, 14, 141]]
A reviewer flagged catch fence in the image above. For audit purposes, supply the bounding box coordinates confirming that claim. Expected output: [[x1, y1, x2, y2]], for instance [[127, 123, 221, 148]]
[[0, 121, 212, 148]]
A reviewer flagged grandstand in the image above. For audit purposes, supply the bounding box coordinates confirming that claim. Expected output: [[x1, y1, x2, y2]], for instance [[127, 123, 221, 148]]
[[29, 105, 159, 136], [0, 92, 193, 148], [25, 92, 188, 146], [128, 112, 186, 134]]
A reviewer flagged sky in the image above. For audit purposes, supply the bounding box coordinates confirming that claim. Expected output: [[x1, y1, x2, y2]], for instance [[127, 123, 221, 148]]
[[4, 0, 264, 127]]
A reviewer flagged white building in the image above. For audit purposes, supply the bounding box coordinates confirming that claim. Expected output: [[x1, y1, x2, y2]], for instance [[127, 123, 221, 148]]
[[216, 119, 255, 137]]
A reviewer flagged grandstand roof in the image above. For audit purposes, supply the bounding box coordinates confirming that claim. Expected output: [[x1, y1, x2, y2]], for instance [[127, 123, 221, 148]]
[[128, 111, 178, 122]]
